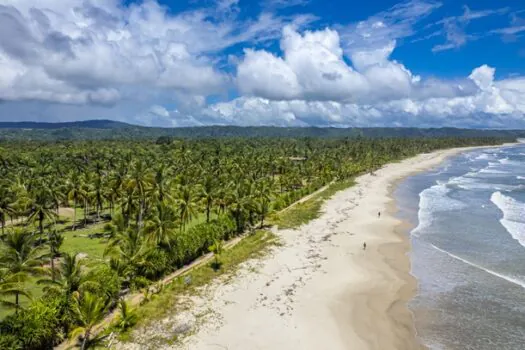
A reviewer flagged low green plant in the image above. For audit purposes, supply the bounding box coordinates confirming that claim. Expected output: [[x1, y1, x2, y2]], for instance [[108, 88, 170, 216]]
[[114, 300, 138, 332], [208, 238, 224, 271]]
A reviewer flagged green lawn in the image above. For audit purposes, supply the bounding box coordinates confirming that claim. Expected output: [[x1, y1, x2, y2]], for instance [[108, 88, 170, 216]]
[[60, 223, 108, 262]]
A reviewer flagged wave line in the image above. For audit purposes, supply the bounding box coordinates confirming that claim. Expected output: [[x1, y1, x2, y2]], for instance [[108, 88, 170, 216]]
[[431, 244, 525, 289]]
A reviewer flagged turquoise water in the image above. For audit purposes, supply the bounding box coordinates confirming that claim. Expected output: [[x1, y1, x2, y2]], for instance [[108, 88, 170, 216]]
[[395, 144, 525, 349]]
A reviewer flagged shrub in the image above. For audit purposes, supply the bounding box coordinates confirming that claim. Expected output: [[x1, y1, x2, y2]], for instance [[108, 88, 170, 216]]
[[82, 264, 121, 304], [170, 216, 235, 268], [0, 298, 63, 350]]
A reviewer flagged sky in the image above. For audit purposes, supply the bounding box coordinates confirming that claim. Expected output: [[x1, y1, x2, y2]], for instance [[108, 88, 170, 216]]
[[1, 0, 525, 128]]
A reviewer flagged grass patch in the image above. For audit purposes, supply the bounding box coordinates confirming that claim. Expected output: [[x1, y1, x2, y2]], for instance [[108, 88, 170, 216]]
[[128, 230, 279, 329], [268, 178, 356, 229], [60, 223, 107, 263]]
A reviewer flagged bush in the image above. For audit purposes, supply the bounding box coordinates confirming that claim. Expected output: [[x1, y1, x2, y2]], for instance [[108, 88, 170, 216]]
[[0, 334, 22, 350], [143, 249, 171, 279], [0, 298, 63, 350], [170, 216, 235, 267], [82, 264, 121, 303]]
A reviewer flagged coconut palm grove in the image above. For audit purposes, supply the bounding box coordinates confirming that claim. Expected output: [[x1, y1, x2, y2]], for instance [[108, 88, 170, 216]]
[[0, 135, 511, 348]]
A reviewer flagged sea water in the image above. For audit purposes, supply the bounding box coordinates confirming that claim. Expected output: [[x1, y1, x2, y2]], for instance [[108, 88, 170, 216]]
[[395, 143, 525, 349]]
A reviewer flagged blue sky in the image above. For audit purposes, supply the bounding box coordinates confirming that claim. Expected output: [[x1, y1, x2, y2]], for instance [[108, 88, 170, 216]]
[[0, 0, 524, 128]]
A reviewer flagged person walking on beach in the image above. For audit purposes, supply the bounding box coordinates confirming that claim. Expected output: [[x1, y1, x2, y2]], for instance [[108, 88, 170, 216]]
[[363, 242, 367, 250], [378, 211, 381, 218]]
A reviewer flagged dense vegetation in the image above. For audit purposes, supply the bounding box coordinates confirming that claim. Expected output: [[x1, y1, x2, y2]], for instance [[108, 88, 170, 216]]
[[1, 120, 525, 141], [0, 136, 511, 349]]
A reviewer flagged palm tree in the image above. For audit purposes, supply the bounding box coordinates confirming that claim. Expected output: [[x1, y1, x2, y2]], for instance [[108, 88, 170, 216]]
[[39, 252, 83, 298], [67, 172, 86, 231], [91, 165, 105, 221], [255, 196, 271, 228], [176, 186, 197, 232], [0, 229, 46, 311], [152, 164, 172, 203], [199, 175, 216, 223], [27, 182, 58, 239], [105, 226, 152, 286], [115, 299, 138, 332], [227, 181, 253, 233], [107, 166, 127, 217], [9, 176, 29, 224], [103, 212, 127, 241], [0, 268, 29, 310], [38, 252, 84, 333], [0, 182, 17, 235], [255, 179, 272, 227], [47, 177, 66, 216], [208, 238, 224, 270], [81, 172, 94, 226], [124, 161, 153, 228], [214, 186, 228, 216], [47, 230, 63, 281], [71, 292, 109, 350], [144, 202, 178, 247]]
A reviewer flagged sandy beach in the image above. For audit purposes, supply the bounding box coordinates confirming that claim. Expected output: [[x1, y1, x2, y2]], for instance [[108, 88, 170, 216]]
[[121, 146, 496, 350]]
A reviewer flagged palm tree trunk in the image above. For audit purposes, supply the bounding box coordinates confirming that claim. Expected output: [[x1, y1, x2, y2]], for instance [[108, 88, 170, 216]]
[[96, 196, 101, 222], [81, 329, 90, 350], [235, 212, 241, 233], [73, 198, 77, 231], [50, 248, 56, 282], [84, 199, 88, 226], [39, 211, 44, 240]]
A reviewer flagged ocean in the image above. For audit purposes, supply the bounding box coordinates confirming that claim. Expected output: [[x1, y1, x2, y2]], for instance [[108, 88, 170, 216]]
[[395, 143, 525, 350]]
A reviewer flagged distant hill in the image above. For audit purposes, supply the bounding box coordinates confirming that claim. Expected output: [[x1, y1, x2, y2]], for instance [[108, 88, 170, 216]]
[[0, 120, 524, 141], [0, 120, 132, 130]]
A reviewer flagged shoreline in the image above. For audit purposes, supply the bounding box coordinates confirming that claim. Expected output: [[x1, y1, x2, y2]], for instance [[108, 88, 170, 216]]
[[345, 143, 517, 350], [122, 144, 515, 350]]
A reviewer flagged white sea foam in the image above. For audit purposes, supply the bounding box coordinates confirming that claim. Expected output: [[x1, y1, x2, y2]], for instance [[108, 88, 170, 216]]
[[474, 153, 491, 160], [498, 158, 521, 166], [446, 175, 514, 191], [431, 244, 525, 289], [517, 176, 525, 180], [479, 168, 508, 175], [490, 192, 525, 248], [412, 184, 466, 236]]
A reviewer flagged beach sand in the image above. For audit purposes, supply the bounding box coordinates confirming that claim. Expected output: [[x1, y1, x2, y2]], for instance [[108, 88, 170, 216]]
[[127, 147, 490, 350]]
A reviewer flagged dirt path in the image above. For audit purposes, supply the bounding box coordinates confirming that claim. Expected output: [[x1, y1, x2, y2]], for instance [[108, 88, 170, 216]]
[[3, 207, 76, 229]]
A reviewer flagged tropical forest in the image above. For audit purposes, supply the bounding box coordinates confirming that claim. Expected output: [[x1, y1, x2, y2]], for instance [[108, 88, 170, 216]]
[[0, 136, 510, 349]]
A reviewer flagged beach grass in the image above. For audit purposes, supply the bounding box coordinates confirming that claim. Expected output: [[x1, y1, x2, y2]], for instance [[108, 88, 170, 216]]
[[119, 229, 279, 340], [268, 178, 356, 229]]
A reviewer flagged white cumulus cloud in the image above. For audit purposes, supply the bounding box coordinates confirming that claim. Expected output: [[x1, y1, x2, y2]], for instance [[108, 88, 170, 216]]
[[0, 0, 525, 129]]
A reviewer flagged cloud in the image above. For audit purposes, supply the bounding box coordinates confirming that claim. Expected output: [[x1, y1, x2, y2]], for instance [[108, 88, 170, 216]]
[[202, 64, 525, 128], [340, 0, 441, 49], [0, 0, 309, 105], [492, 25, 525, 35], [236, 25, 475, 104], [263, 0, 310, 9], [1, 0, 525, 129], [429, 5, 509, 52], [490, 13, 525, 41]]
